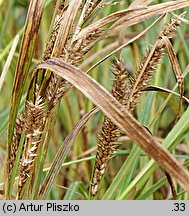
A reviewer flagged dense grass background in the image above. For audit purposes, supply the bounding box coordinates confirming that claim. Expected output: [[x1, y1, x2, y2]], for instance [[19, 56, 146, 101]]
[[0, 0, 189, 200]]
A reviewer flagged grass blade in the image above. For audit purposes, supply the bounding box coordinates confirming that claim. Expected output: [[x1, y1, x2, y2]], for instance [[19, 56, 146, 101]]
[[0, 35, 19, 92], [143, 85, 189, 104], [163, 36, 184, 113]]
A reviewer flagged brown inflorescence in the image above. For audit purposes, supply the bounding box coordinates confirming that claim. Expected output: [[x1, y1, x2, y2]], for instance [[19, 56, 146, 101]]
[[91, 58, 130, 196]]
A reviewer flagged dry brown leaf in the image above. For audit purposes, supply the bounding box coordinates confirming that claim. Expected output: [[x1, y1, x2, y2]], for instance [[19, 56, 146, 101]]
[[110, 0, 189, 32], [75, 7, 145, 41], [162, 36, 184, 101], [53, 0, 82, 56], [37, 58, 189, 192], [129, 0, 154, 8], [143, 85, 189, 104], [39, 107, 99, 198], [76, 0, 189, 41]]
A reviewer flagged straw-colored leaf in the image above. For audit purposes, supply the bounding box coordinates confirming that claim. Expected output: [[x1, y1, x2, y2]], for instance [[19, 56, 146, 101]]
[[76, 0, 189, 41], [143, 85, 189, 104], [39, 107, 98, 198], [37, 58, 189, 192], [129, 0, 154, 8], [110, 0, 189, 32], [0, 35, 19, 92], [5, 0, 46, 199], [162, 36, 184, 102], [74, 7, 144, 42]]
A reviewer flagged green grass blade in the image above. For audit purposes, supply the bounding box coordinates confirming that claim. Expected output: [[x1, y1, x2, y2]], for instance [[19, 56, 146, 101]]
[[63, 182, 83, 200], [103, 145, 141, 199], [0, 0, 15, 48], [136, 177, 167, 200]]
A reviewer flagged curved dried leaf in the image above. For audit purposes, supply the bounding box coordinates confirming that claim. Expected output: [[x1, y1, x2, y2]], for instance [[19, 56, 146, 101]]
[[39, 107, 98, 198], [162, 36, 184, 100], [143, 85, 189, 104], [129, 0, 154, 8], [75, 7, 144, 41], [37, 58, 189, 192], [76, 0, 189, 41], [110, 0, 189, 32]]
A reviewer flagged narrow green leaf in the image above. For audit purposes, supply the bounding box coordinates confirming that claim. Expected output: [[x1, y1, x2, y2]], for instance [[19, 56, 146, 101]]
[[63, 182, 83, 200]]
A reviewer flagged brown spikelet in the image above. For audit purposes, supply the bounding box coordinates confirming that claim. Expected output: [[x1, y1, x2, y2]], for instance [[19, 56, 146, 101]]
[[73, 0, 102, 39], [25, 100, 44, 134], [65, 28, 104, 65], [91, 117, 120, 196], [91, 59, 129, 196], [46, 74, 68, 109], [82, 0, 102, 24], [44, 15, 64, 60], [44, 1, 69, 60], [99, 1, 124, 8], [111, 59, 131, 105], [128, 43, 164, 110], [40, 2, 69, 108], [128, 14, 183, 111], [56, 0, 69, 15], [159, 13, 185, 39], [8, 114, 25, 179], [17, 95, 45, 199], [43, 12, 68, 109]]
